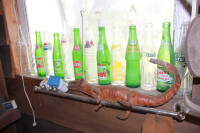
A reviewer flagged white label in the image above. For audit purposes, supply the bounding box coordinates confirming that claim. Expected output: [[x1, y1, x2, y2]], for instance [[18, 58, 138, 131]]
[[157, 68, 173, 86]]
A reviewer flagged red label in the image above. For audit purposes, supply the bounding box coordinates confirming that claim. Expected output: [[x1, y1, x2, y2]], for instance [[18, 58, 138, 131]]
[[73, 45, 80, 51], [90, 41, 93, 45], [73, 61, 82, 68], [61, 40, 67, 43], [36, 45, 39, 49], [98, 70, 106, 78], [36, 58, 44, 68]]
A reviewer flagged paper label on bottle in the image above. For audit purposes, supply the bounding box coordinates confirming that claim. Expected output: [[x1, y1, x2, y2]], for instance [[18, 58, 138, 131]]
[[85, 40, 94, 48], [36, 57, 45, 70], [36, 45, 39, 49], [98, 44, 104, 50], [73, 45, 80, 51], [97, 64, 107, 80], [54, 59, 63, 73], [44, 43, 50, 50], [111, 60, 123, 81], [157, 68, 173, 86], [73, 61, 82, 68], [143, 52, 156, 57], [175, 53, 186, 67]]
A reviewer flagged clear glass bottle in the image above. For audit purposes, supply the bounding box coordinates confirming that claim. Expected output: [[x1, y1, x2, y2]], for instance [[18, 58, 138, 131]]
[[43, 31, 54, 78], [111, 26, 123, 85], [61, 20, 75, 81], [84, 26, 97, 83], [16, 26, 30, 75], [141, 23, 157, 90]]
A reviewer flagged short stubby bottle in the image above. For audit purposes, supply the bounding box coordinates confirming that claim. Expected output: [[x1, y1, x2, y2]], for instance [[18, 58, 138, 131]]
[[125, 25, 141, 88], [84, 27, 97, 83], [53, 33, 64, 78], [111, 26, 123, 85], [97, 18, 111, 85], [61, 20, 75, 81], [157, 22, 175, 92], [73, 28, 84, 80], [35, 31, 46, 77], [141, 24, 157, 90]]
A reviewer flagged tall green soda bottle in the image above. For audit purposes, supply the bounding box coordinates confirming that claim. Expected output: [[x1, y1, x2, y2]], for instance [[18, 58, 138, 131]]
[[73, 28, 84, 80], [35, 31, 46, 77], [125, 25, 140, 88], [53, 33, 64, 78], [97, 18, 111, 85], [157, 22, 175, 92]]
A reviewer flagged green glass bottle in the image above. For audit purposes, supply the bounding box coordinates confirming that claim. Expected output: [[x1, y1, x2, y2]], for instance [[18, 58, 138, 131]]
[[157, 22, 175, 92], [35, 31, 46, 77], [125, 25, 140, 88], [53, 33, 64, 78], [73, 28, 84, 80], [97, 18, 111, 85]]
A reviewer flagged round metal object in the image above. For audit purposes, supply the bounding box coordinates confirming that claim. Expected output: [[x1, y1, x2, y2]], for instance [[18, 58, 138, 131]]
[[185, 14, 200, 77]]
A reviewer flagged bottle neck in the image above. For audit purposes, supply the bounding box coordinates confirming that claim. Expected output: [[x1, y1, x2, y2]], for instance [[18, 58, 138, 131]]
[[128, 26, 138, 45], [144, 29, 154, 46], [161, 25, 171, 42], [54, 34, 60, 46], [36, 32, 42, 47], [74, 29, 81, 45], [112, 27, 120, 45], [98, 27, 107, 45]]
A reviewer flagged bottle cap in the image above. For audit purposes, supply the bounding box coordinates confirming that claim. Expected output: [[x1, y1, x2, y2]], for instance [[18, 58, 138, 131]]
[[98, 18, 104, 27]]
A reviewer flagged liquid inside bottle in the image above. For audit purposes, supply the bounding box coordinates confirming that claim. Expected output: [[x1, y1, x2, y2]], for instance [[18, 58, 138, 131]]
[[111, 26, 123, 85], [141, 24, 157, 90]]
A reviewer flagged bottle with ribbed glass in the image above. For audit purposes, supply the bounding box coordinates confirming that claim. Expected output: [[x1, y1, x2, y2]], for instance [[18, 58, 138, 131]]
[[111, 25, 123, 85], [125, 25, 140, 88], [84, 26, 97, 83], [61, 20, 75, 81], [141, 23, 157, 90], [43, 31, 54, 78], [157, 22, 175, 92], [35, 31, 46, 77], [53, 33, 64, 78]]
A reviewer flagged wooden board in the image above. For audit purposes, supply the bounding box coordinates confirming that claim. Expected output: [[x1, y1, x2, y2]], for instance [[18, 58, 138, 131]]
[[5, 76, 200, 133], [185, 14, 200, 77]]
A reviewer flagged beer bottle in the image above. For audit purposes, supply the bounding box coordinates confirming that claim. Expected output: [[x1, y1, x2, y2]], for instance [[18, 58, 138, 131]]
[[53, 33, 64, 78], [97, 18, 111, 85], [125, 25, 140, 88], [157, 22, 175, 92], [35, 31, 46, 77], [73, 28, 83, 80]]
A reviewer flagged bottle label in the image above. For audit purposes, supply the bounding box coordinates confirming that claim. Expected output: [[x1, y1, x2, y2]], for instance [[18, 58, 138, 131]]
[[85, 40, 93, 48], [130, 40, 136, 45], [127, 45, 140, 53], [36, 57, 45, 69], [142, 52, 156, 57], [98, 44, 103, 50], [111, 45, 120, 50], [73, 61, 82, 68], [157, 68, 173, 86], [54, 59, 63, 73], [44, 43, 50, 50], [111, 60, 123, 81], [97, 64, 107, 80], [175, 53, 186, 66], [61, 39, 67, 45], [36, 45, 39, 49], [73, 45, 80, 51]]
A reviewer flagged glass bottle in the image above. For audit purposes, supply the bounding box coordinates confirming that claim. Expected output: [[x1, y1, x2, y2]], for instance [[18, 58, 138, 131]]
[[157, 22, 175, 92], [43, 31, 54, 78], [61, 20, 75, 81], [111, 26, 123, 85], [125, 25, 141, 88], [141, 23, 157, 90], [53, 33, 64, 78], [97, 18, 111, 85], [35, 31, 46, 77]]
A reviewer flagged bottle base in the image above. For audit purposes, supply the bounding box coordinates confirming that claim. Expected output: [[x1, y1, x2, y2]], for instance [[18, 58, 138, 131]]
[[87, 79, 97, 84], [64, 78, 75, 82], [141, 85, 156, 91], [111, 81, 124, 86], [125, 81, 140, 88]]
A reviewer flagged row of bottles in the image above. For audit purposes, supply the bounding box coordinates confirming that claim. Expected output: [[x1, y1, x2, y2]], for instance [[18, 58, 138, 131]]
[[32, 18, 192, 92]]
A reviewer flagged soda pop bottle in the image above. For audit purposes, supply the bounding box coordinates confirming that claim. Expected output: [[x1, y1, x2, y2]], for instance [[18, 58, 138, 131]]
[[53, 33, 64, 78], [84, 26, 97, 83], [61, 20, 75, 81], [43, 31, 54, 78], [35, 31, 46, 77], [97, 18, 111, 85], [157, 22, 175, 92], [125, 25, 140, 88], [111, 26, 123, 85], [141, 24, 157, 90], [73, 28, 84, 80]]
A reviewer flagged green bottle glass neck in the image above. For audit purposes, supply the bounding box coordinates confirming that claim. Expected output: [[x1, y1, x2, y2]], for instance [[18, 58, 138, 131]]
[[98, 27, 107, 45], [54, 33, 60, 45], [161, 23, 171, 42], [128, 26, 138, 45], [35, 31, 42, 46], [74, 28, 81, 45]]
